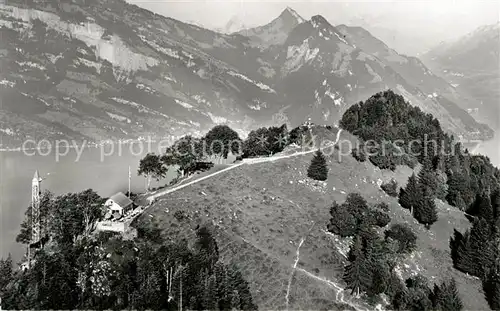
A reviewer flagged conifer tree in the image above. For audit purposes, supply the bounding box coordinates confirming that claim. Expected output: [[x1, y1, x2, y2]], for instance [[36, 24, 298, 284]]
[[0, 254, 13, 293], [468, 218, 495, 276], [399, 173, 421, 213], [492, 190, 500, 219], [231, 290, 241, 310], [398, 275, 433, 311], [418, 156, 438, 199], [453, 218, 495, 277], [480, 192, 495, 221], [413, 195, 438, 228], [431, 279, 463, 311], [452, 229, 477, 275], [483, 262, 500, 310], [195, 226, 219, 272], [307, 149, 328, 181], [344, 236, 373, 296], [450, 229, 466, 268], [467, 193, 494, 221], [435, 170, 449, 201], [446, 173, 467, 210], [368, 262, 391, 296], [205, 275, 218, 310]]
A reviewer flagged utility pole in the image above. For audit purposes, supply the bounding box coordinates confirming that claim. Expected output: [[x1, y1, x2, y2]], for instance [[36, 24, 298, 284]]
[[128, 166, 131, 198]]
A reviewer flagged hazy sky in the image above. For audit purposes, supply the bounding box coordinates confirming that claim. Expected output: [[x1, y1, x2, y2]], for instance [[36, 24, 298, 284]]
[[129, 0, 500, 54]]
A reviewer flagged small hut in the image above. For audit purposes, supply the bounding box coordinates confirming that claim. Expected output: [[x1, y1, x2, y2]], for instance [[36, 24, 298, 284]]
[[104, 192, 133, 217]]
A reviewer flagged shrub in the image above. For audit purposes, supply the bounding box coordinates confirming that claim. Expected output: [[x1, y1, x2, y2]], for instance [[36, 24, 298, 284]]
[[369, 154, 397, 171], [385, 224, 417, 254], [381, 179, 399, 197], [369, 210, 391, 227], [327, 202, 358, 237], [328, 193, 376, 237], [174, 210, 186, 221], [375, 202, 390, 212], [351, 147, 366, 162], [401, 153, 419, 169]]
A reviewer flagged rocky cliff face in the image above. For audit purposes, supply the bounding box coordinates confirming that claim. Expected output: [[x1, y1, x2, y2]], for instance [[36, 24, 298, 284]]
[[0, 0, 493, 148]]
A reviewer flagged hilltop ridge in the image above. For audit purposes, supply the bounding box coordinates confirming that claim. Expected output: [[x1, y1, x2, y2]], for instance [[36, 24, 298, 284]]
[[136, 126, 487, 309]]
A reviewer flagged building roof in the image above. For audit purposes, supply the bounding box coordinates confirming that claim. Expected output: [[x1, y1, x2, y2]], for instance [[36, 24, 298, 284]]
[[108, 192, 133, 208]]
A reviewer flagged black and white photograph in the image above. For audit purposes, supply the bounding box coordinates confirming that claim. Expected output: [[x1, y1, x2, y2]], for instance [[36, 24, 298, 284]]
[[0, 0, 499, 309]]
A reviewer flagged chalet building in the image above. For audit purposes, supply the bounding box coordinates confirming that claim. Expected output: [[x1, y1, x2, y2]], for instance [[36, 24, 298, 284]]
[[104, 192, 133, 218]]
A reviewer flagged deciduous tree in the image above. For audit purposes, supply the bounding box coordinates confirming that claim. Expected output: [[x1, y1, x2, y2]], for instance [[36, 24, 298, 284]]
[[204, 125, 242, 161], [138, 153, 167, 190], [385, 224, 417, 254]]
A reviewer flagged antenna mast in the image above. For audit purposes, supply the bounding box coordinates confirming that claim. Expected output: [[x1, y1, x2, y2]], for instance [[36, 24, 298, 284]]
[[31, 170, 41, 245], [29, 170, 42, 268], [128, 166, 131, 198]]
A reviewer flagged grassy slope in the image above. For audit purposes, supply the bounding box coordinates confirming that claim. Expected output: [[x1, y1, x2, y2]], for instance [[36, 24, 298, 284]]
[[138, 128, 488, 310]]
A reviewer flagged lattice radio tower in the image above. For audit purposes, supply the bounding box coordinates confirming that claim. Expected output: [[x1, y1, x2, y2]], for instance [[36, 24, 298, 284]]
[[31, 170, 42, 246]]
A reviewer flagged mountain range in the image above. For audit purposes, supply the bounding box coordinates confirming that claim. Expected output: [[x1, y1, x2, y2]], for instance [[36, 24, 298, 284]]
[[422, 22, 500, 128], [0, 0, 494, 149], [214, 16, 255, 35]]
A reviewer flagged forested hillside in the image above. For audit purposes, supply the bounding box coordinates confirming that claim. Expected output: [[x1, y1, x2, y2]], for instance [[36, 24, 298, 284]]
[[341, 89, 500, 309], [1, 89, 497, 310], [0, 190, 256, 310]]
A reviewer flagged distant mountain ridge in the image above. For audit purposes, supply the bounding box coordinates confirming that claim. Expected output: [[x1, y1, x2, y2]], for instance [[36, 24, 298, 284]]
[[0, 0, 493, 149], [424, 22, 499, 73], [236, 7, 305, 47], [214, 16, 256, 35], [422, 22, 500, 128]]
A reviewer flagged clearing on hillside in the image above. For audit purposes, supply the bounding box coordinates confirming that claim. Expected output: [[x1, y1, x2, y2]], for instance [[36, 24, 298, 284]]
[[137, 129, 488, 310]]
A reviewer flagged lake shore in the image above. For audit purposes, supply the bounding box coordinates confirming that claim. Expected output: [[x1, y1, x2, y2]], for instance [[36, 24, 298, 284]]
[[469, 132, 500, 166]]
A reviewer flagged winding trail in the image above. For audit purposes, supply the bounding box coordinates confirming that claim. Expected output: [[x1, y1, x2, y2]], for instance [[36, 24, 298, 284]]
[[146, 129, 342, 204], [141, 128, 357, 309], [285, 238, 305, 311], [296, 267, 370, 311]]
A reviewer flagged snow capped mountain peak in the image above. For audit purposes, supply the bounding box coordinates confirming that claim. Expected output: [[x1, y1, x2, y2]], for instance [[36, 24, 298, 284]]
[[224, 16, 248, 34], [471, 22, 500, 39]]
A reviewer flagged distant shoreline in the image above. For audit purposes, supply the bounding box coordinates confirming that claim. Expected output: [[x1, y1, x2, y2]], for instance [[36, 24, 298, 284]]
[[468, 130, 498, 155], [0, 138, 169, 153]]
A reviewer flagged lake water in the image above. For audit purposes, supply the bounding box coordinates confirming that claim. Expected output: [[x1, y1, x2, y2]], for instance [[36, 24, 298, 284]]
[[0, 135, 498, 261], [471, 135, 500, 167], [0, 142, 179, 260]]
